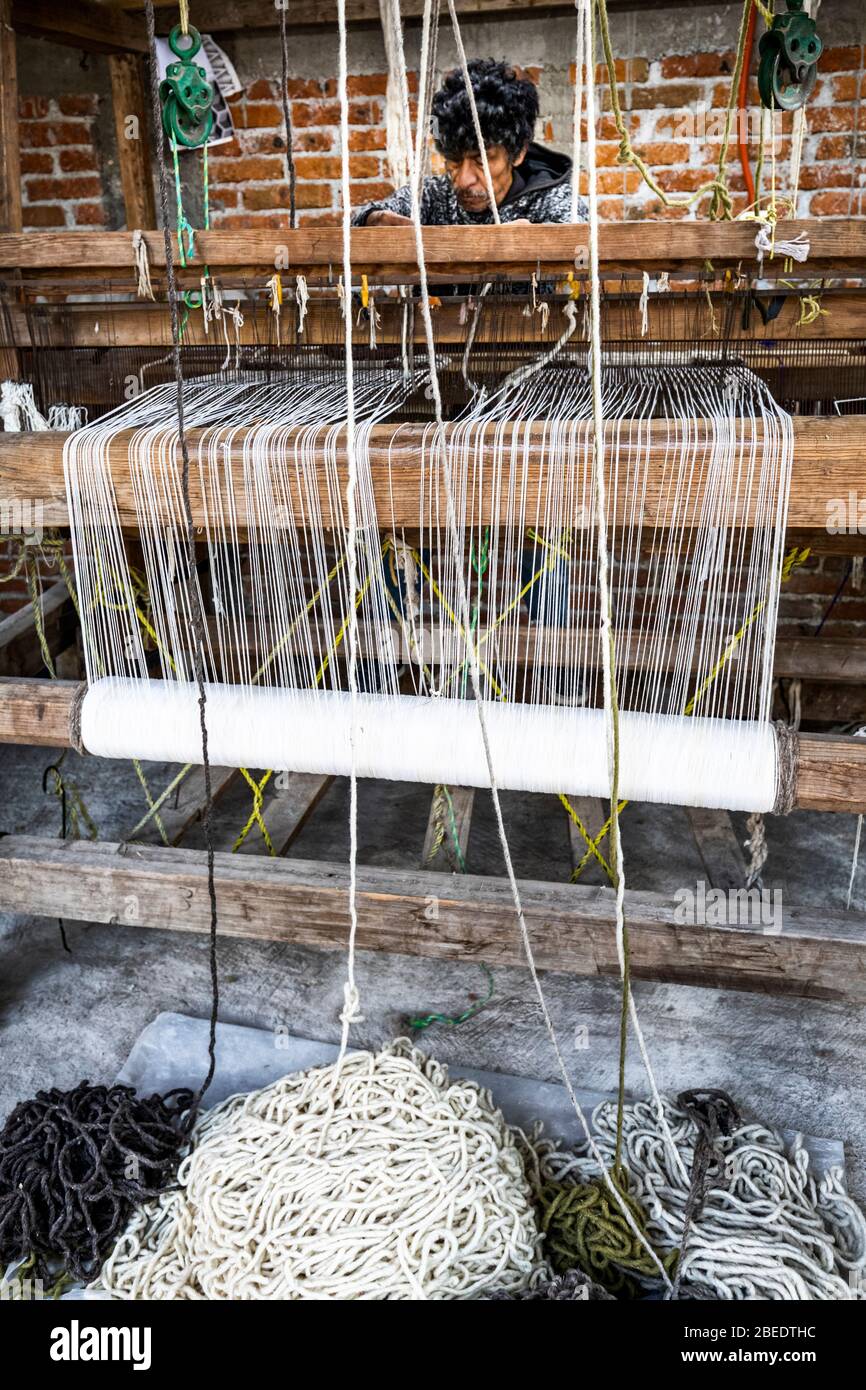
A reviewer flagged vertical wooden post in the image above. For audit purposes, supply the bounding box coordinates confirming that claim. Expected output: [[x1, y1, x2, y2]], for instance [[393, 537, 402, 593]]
[[0, 0, 22, 232], [108, 52, 156, 230]]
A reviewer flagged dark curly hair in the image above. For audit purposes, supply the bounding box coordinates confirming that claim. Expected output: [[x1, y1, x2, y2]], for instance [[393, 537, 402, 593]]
[[431, 58, 539, 163]]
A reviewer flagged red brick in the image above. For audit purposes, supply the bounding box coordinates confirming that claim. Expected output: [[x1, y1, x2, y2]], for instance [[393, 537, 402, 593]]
[[641, 141, 691, 166], [209, 155, 284, 182], [349, 100, 379, 124], [815, 134, 854, 161], [660, 51, 735, 79], [807, 107, 856, 133], [216, 212, 291, 229], [208, 190, 240, 211], [597, 197, 623, 221], [291, 101, 340, 127], [58, 95, 98, 117], [833, 74, 861, 102], [25, 174, 101, 201], [809, 190, 855, 216], [290, 129, 331, 152], [349, 128, 383, 152], [597, 167, 642, 194], [242, 182, 333, 211], [234, 102, 283, 129], [246, 79, 277, 100], [293, 154, 341, 179], [346, 73, 388, 97], [18, 96, 50, 119], [285, 78, 327, 98], [73, 202, 106, 226], [20, 152, 53, 174], [243, 132, 291, 154], [297, 210, 341, 226], [19, 121, 91, 148], [630, 82, 703, 111], [212, 137, 243, 158], [797, 162, 859, 191], [23, 204, 66, 227], [653, 167, 720, 193], [349, 180, 394, 205], [569, 57, 649, 85], [292, 153, 380, 179], [59, 149, 98, 173], [819, 45, 863, 73]]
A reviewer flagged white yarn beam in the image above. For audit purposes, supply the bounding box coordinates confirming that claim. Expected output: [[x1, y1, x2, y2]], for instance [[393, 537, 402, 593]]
[[80, 678, 781, 813]]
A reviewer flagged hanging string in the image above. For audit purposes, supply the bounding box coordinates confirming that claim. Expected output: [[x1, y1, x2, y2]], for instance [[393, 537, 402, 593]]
[[445, 0, 500, 222], [388, 0, 674, 1288], [335, 0, 363, 1061], [278, 0, 297, 228], [144, 0, 219, 1109]]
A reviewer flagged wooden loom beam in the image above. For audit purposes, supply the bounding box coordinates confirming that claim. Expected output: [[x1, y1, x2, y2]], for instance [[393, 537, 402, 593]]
[[0, 415, 861, 530], [1, 677, 864, 813], [1, 832, 864, 1003], [0, 221, 864, 277]]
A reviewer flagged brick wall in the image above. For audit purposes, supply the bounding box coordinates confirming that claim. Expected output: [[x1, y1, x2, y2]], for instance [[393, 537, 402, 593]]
[[16, 45, 864, 231], [19, 96, 106, 229]]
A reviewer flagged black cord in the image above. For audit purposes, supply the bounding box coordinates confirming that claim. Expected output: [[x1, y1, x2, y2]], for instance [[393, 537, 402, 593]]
[[0, 1080, 193, 1281], [278, 1, 297, 229], [144, 0, 219, 1113]]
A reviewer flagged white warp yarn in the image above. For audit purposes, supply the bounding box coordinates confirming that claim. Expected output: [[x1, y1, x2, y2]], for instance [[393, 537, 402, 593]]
[[80, 677, 781, 811], [94, 1042, 541, 1301]]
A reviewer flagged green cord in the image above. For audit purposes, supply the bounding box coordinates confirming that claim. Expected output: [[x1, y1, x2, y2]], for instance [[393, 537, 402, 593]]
[[409, 964, 494, 1031]]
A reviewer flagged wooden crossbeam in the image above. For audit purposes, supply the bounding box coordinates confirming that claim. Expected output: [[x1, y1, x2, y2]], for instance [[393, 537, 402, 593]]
[[2, 677, 865, 812], [0, 222, 863, 277], [11, 0, 148, 53], [686, 808, 749, 893], [0, 416, 860, 530], [1, 833, 864, 1002]]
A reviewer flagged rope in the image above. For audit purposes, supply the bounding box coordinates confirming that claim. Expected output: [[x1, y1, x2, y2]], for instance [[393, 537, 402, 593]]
[[0, 1080, 192, 1282], [595, 0, 753, 219], [278, 0, 297, 228]]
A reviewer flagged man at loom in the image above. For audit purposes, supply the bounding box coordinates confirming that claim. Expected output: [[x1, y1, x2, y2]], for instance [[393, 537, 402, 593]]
[[353, 57, 584, 226]]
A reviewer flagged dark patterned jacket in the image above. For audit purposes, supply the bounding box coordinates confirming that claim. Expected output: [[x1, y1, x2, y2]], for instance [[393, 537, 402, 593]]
[[353, 143, 586, 225]]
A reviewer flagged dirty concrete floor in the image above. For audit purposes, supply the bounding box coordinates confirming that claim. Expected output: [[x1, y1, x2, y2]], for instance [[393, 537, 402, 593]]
[[1, 741, 864, 1199]]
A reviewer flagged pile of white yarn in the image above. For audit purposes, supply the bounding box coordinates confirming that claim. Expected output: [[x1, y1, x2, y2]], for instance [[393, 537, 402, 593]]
[[95, 1042, 541, 1300], [527, 1098, 866, 1301]]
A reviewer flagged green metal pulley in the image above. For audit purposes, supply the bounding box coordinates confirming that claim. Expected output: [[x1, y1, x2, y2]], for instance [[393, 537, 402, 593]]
[[758, 0, 822, 111], [159, 24, 215, 149]]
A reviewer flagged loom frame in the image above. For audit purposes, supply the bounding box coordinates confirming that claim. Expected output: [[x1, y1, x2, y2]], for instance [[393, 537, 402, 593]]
[[0, 222, 864, 997]]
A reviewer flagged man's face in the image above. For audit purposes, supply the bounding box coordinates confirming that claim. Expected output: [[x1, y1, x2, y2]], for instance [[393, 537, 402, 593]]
[[444, 144, 525, 213]]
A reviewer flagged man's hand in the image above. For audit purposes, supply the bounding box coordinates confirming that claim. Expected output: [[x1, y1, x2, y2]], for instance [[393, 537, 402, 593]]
[[364, 210, 412, 226]]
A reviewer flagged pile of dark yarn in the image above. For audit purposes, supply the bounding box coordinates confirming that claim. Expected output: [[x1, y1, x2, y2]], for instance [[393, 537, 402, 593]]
[[487, 1270, 615, 1301], [0, 1080, 194, 1283]]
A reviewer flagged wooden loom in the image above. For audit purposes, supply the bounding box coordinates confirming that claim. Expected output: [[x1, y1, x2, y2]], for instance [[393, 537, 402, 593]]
[[0, 222, 865, 1004]]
